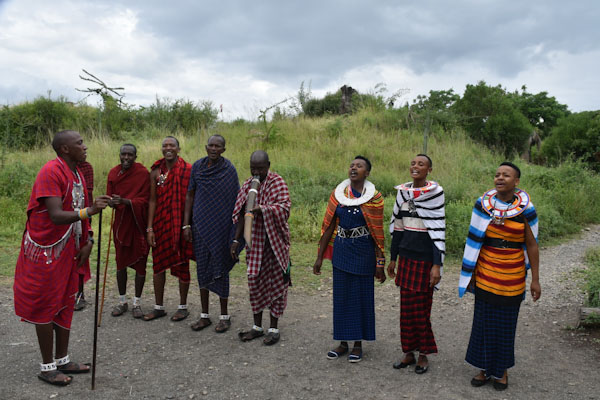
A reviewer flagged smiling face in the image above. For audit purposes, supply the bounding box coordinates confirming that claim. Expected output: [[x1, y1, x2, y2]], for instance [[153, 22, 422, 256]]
[[205, 136, 225, 163], [119, 145, 137, 171], [348, 158, 369, 183], [162, 137, 180, 161], [494, 165, 519, 196], [409, 155, 431, 182]]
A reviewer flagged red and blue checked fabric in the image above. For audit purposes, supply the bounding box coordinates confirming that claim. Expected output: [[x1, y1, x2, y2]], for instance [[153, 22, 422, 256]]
[[151, 157, 193, 281], [78, 161, 94, 202], [247, 243, 288, 317], [400, 287, 437, 354], [395, 256, 432, 292], [232, 171, 290, 276]]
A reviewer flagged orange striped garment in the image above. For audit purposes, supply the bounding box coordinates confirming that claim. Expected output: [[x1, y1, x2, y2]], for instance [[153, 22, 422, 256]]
[[320, 187, 385, 260], [475, 219, 526, 297]]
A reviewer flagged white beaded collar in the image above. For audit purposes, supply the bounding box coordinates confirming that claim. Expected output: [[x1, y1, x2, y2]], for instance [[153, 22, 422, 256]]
[[334, 179, 376, 206]]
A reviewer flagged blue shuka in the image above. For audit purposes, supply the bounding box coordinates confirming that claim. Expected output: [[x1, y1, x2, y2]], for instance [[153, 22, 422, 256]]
[[332, 187, 376, 341], [188, 157, 239, 298]]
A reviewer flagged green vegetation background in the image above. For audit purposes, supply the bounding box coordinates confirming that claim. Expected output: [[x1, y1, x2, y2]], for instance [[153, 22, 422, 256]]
[[1, 109, 600, 293]]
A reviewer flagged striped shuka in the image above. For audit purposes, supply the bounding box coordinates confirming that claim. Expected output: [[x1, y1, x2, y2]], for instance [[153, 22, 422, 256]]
[[458, 189, 538, 298], [389, 181, 445, 286]]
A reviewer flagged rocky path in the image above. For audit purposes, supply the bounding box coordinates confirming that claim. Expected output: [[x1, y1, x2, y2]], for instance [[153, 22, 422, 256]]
[[1, 227, 599, 399]]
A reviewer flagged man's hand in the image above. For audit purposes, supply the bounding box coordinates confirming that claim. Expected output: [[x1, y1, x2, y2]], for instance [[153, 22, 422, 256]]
[[147, 231, 156, 248], [375, 267, 386, 284], [230, 241, 240, 261], [313, 258, 323, 275], [76, 241, 93, 266], [183, 228, 192, 243], [530, 280, 542, 301], [89, 195, 111, 215]]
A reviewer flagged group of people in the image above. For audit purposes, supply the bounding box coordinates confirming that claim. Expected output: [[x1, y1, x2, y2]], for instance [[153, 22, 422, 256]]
[[13, 131, 291, 386], [13, 130, 541, 392], [312, 153, 540, 392]]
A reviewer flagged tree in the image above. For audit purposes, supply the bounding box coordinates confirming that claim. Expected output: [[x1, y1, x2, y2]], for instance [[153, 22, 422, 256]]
[[541, 111, 600, 170], [510, 86, 569, 138], [453, 81, 532, 157]]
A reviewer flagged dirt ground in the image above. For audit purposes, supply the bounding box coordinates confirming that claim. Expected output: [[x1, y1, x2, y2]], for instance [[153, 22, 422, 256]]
[[1, 227, 600, 400]]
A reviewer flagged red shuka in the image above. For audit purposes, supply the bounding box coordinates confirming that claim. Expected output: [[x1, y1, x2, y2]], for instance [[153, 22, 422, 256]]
[[107, 162, 150, 273], [13, 157, 90, 329]]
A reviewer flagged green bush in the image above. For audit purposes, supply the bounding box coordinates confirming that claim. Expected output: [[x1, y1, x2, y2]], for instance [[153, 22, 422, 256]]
[[584, 248, 600, 307]]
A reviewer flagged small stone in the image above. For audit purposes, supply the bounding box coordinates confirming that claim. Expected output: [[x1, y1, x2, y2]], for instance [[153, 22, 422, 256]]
[[49, 395, 58, 399], [189, 395, 195, 399], [202, 390, 208, 396]]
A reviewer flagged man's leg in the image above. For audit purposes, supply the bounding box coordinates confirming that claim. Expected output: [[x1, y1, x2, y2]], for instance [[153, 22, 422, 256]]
[[54, 324, 90, 373], [143, 272, 167, 321], [74, 275, 87, 311], [171, 278, 190, 322], [134, 273, 145, 298], [112, 269, 129, 317], [191, 288, 212, 330], [35, 324, 72, 385]]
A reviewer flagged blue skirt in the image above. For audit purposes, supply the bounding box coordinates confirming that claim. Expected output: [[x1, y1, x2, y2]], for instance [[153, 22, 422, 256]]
[[332, 267, 375, 341], [465, 297, 520, 379]]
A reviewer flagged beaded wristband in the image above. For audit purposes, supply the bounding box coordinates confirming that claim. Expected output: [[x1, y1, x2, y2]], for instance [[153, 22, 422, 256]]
[[146, 227, 153, 232], [376, 257, 385, 267], [78, 208, 89, 220]]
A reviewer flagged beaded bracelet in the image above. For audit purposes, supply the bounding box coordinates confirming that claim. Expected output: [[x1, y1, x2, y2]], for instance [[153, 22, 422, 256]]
[[376, 257, 385, 267], [182, 225, 191, 230], [78, 208, 89, 220], [146, 227, 153, 232]]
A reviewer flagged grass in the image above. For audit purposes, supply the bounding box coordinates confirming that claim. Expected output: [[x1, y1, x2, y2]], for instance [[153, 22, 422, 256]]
[[1, 110, 600, 292], [584, 247, 600, 307]]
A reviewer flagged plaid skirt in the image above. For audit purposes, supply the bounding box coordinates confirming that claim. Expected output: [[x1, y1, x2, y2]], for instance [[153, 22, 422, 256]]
[[465, 297, 521, 379], [332, 267, 376, 341]]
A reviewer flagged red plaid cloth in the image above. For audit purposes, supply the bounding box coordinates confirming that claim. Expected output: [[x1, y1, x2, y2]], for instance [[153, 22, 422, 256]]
[[232, 171, 290, 276], [247, 242, 289, 317], [150, 157, 193, 281], [77, 161, 94, 282], [14, 157, 89, 328], [400, 287, 437, 354], [107, 162, 150, 273], [395, 256, 432, 292]]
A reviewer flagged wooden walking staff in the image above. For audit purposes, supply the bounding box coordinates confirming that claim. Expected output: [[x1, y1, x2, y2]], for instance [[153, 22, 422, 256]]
[[243, 176, 261, 248], [97, 208, 115, 327], [92, 210, 102, 390]]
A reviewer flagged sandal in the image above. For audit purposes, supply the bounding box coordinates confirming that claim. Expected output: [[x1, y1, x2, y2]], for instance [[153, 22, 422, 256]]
[[111, 303, 128, 317], [73, 296, 88, 311], [143, 308, 167, 321], [132, 305, 144, 319], [348, 348, 363, 363], [38, 370, 72, 386], [238, 327, 264, 342], [327, 345, 349, 359], [57, 361, 90, 374], [215, 315, 231, 333], [171, 308, 189, 322], [263, 328, 280, 346], [191, 314, 212, 331]]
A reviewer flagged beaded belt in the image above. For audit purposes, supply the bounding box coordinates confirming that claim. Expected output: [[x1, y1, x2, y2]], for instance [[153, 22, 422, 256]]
[[483, 237, 522, 249], [337, 225, 369, 239]]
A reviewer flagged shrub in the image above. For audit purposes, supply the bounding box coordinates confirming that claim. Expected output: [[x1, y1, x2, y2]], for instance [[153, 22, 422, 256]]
[[584, 248, 600, 307]]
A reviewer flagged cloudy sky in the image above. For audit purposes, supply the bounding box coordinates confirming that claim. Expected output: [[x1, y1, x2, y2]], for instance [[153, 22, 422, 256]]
[[1, 0, 598, 120]]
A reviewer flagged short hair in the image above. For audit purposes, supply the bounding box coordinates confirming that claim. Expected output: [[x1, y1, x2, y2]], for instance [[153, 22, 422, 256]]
[[164, 136, 180, 147], [500, 161, 521, 178], [416, 153, 432, 168], [120, 143, 137, 154], [208, 134, 226, 147], [354, 155, 372, 171], [52, 130, 78, 152], [250, 150, 269, 164]]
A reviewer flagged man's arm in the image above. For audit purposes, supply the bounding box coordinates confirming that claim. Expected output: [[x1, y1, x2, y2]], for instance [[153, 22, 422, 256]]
[[182, 189, 195, 243], [45, 196, 110, 225], [146, 169, 158, 247]]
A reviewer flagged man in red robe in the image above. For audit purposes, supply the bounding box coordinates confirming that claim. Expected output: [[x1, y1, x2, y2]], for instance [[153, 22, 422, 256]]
[[143, 136, 194, 322], [231, 150, 291, 346], [13, 130, 110, 386], [107, 143, 150, 319]]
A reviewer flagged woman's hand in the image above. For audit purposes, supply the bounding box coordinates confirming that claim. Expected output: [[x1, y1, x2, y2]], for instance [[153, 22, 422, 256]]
[[387, 260, 396, 279], [530, 280, 541, 301], [429, 264, 441, 288], [375, 267, 386, 284]]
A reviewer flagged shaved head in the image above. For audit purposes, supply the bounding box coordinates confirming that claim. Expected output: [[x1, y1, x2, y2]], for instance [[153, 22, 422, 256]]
[[52, 130, 79, 153], [250, 150, 269, 164]]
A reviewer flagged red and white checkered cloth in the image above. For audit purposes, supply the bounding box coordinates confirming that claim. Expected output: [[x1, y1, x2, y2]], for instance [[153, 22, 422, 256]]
[[232, 171, 290, 277]]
